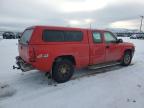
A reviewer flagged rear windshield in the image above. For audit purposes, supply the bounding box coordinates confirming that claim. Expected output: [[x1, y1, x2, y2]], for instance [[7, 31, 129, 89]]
[[20, 29, 33, 44]]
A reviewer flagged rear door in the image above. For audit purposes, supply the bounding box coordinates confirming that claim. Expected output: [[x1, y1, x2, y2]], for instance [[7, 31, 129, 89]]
[[89, 31, 106, 64], [19, 29, 33, 62], [103, 32, 121, 62]]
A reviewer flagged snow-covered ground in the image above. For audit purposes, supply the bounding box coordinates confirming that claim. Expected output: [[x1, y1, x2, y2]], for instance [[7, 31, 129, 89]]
[[0, 35, 2, 39], [0, 38, 144, 108]]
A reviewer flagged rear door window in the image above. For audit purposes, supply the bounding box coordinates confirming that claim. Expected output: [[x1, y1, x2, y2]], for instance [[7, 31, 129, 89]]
[[20, 29, 33, 44], [92, 32, 102, 43]]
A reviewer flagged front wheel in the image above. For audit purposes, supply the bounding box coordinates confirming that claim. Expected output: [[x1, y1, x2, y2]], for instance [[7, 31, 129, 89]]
[[121, 51, 132, 66], [52, 59, 74, 83]]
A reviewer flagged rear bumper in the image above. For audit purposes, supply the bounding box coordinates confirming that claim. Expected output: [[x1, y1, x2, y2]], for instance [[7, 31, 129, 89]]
[[13, 56, 34, 72]]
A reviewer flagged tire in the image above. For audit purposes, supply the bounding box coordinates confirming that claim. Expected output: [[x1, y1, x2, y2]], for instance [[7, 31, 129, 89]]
[[121, 51, 132, 66], [52, 59, 74, 83]]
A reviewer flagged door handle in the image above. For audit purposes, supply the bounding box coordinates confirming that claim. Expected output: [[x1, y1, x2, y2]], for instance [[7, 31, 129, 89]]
[[106, 45, 109, 48]]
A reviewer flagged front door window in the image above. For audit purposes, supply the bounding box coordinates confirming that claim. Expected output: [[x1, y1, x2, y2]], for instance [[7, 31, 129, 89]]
[[104, 32, 117, 43]]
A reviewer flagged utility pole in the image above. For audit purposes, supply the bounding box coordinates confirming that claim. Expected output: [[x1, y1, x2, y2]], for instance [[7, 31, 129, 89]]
[[140, 16, 144, 32]]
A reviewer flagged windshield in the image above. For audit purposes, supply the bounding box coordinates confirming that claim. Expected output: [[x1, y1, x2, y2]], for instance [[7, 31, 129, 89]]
[[20, 29, 33, 44]]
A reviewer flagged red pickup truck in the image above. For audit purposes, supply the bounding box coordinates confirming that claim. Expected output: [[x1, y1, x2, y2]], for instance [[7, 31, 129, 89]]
[[14, 26, 135, 83]]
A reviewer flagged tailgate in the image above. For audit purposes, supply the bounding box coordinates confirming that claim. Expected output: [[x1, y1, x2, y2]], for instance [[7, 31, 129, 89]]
[[18, 43, 29, 62], [18, 29, 34, 62]]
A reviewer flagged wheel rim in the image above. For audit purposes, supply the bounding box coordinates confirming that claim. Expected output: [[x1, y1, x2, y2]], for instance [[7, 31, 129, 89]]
[[58, 64, 70, 77], [124, 54, 131, 64]]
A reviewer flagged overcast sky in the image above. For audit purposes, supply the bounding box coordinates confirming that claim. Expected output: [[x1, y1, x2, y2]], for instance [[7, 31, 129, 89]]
[[0, 0, 144, 31]]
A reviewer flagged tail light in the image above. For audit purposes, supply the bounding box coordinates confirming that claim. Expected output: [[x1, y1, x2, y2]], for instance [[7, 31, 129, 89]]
[[29, 47, 36, 62]]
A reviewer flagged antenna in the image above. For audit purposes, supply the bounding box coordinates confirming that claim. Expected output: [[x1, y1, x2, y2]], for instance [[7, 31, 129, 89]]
[[90, 23, 92, 29]]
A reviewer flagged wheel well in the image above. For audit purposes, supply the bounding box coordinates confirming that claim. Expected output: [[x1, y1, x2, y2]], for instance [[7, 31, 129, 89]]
[[53, 55, 76, 66], [124, 49, 132, 56]]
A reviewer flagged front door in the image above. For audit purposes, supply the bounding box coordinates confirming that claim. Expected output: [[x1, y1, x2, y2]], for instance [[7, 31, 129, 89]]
[[103, 32, 121, 62]]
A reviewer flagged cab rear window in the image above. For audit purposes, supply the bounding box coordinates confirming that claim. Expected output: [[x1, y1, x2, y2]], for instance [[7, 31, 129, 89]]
[[20, 29, 33, 44], [43, 30, 83, 42]]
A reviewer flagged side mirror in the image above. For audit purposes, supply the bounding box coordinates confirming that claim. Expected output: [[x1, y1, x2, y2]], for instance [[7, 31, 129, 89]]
[[116, 39, 123, 43]]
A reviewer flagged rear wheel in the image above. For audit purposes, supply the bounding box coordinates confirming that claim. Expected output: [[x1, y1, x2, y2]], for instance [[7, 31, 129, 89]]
[[52, 59, 74, 83], [121, 51, 132, 66]]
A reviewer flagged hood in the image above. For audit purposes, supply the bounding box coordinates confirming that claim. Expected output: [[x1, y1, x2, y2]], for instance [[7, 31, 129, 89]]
[[120, 42, 135, 50]]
